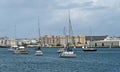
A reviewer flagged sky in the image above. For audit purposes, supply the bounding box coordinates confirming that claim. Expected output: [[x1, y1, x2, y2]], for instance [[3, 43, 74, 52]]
[[0, 0, 120, 38]]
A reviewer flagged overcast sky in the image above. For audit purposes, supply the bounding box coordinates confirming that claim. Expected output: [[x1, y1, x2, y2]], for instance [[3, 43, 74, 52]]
[[0, 0, 120, 38]]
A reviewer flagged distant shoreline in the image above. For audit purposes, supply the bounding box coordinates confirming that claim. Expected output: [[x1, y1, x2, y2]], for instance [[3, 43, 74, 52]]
[[0, 46, 120, 48]]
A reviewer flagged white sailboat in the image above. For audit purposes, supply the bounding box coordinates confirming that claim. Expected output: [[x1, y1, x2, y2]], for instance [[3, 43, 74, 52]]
[[83, 28, 97, 51], [59, 46, 76, 58], [35, 16, 43, 56], [8, 24, 18, 51], [9, 24, 28, 54], [14, 46, 28, 54], [35, 47, 43, 56], [57, 27, 66, 53], [59, 10, 76, 58]]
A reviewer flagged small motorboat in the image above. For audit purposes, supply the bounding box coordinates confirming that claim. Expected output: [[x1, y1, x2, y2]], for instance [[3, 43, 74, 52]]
[[35, 50, 43, 56]]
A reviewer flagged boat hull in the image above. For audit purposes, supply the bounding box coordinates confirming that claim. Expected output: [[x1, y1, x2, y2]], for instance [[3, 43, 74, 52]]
[[83, 48, 97, 51], [14, 50, 29, 54], [35, 50, 43, 56], [59, 51, 76, 58]]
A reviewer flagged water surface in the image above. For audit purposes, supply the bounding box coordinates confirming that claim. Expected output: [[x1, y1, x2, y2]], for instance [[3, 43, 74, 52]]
[[0, 48, 120, 72]]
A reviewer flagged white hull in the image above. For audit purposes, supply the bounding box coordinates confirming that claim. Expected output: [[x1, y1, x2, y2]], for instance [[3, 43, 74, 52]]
[[14, 50, 29, 54], [83, 48, 97, 51], [59, 51, 76, 58], [35, 50, 43, 56], [14, 46, 28, 54]]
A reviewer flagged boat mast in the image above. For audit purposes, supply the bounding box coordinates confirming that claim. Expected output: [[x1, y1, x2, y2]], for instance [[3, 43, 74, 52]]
[[14, 24, 17, 45], [38, 16, 41, 47], [68, 10, 73, 46], [63, 26, 67, 47], [63, 26, 66, 37], [89, 26, 93, 48], [14, 24, 16, 40]]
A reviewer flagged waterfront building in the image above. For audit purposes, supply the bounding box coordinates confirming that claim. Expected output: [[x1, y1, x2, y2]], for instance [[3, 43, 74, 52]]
[[40, 34, 86, 47], [8, 39, 16, 46], [2, 35, 119, 48], [0, 36, 10, 47], [85, 35, 107, 47], [56, 35, 66, 46], [90, 36, 120, 48], [55, 34, 86, 47], [74, 35, 86, 47], [41, 35, 55, 47]]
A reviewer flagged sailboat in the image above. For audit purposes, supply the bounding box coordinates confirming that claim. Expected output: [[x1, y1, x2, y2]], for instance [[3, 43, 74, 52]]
[[35, 17, 43, 56], [9, 24, 28, 54], [82, 46, 97, 51], [59, 10, 76, 58], [14, 46, 29, 54], [83, 28, 97, 51], [57, 27, 66, 53], [8, 24, 18, 51]]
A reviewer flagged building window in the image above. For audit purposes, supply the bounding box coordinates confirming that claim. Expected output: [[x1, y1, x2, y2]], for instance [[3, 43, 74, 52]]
[[102, 43, 104, 46], [85, 42, 87, 44], [95, 43, 97, 47]]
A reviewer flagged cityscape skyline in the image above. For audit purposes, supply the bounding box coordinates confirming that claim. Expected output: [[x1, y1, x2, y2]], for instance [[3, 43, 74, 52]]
[[0, 0, 120, 38]]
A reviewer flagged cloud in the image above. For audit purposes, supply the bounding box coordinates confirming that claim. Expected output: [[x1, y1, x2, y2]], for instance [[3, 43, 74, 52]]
[[56, 1, 93, 9], [0, 0, 120, 38], [81, 6, 109, 11], [0, 0, 26, 6]]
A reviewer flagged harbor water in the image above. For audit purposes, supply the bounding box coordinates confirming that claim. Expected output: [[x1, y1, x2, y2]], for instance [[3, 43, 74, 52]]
[[0, 48, 120, 72]]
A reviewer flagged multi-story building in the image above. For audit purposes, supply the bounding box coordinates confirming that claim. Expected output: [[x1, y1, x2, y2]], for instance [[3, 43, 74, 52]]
[[41, 35, 55, 47], [74, 35, 86, 47], [53, 34, 86, 47], [40, 34, 86, 47], [0, 36, 10, 47], [0, 34, 87, 48]]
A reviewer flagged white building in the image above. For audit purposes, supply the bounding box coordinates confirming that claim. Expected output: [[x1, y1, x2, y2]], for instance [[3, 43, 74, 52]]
[[91, 37, 120, 48]]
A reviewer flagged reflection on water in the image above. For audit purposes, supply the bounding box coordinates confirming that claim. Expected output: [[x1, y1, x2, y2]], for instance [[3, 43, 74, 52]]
[[0, 48, 120, 72]]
